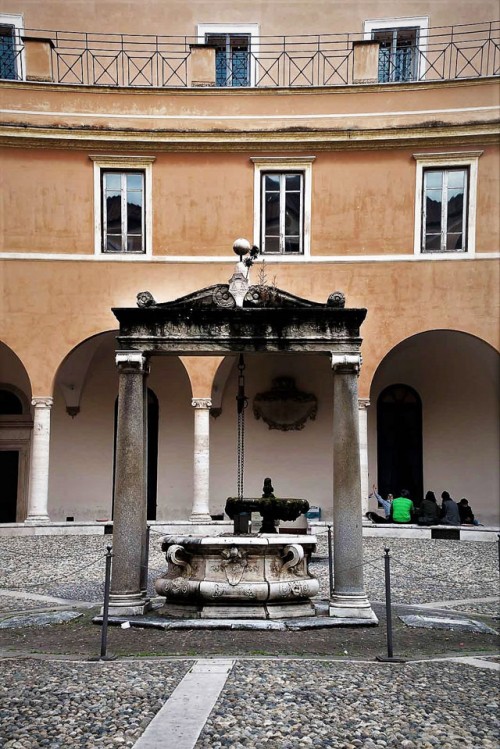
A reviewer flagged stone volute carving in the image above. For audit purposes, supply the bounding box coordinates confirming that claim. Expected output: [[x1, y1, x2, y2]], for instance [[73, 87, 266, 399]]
[[280, 544, 304, 575], [253, 377, 318, 431], [327, 291, 346, 308], [166, 544, 192, 576], [136, 290, 156, 308]]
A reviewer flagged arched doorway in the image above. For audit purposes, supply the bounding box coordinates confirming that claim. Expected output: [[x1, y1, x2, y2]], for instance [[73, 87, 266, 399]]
[[0, 389, 24, 522], [369, 330, 500, 525], [113, 388, 159, 521], [377, 384, 423, 504]]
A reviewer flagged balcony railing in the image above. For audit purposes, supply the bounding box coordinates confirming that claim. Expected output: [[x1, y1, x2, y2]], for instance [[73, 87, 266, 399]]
[[0, 20, 498, 88]]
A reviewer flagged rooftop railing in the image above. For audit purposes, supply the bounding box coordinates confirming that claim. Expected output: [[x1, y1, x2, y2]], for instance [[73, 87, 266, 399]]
[[0, 20, 498, 88]]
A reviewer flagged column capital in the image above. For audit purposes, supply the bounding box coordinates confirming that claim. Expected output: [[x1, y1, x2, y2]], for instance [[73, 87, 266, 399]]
[[115, 351, 148, 373], [358, 398, 370, 409], [192, 398, 212, 409], [331, 353, 362, 374], [31, 396, 53, 409]]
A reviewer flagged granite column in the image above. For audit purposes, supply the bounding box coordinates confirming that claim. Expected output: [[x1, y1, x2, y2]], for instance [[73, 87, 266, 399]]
[[330, 354, 376, 621], [109, 351, 150, 615]]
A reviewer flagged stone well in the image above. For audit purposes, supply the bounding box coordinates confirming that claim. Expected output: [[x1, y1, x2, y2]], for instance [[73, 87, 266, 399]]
[[155, 534, 319, 619]]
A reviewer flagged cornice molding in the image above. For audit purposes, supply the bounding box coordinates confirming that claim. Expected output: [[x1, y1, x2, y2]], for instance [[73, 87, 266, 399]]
[[0, 124, 497, 152], [0, 75, 498, 97]]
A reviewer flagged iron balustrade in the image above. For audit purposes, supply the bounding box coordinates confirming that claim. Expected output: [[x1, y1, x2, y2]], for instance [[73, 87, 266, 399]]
[[1, 21, 498, 87]]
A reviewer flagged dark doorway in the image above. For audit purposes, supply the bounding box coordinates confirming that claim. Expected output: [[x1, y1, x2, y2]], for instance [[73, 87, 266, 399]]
[[0, 451, 19, 522], [0, 388, 24, 522], [113, 388, 159, 521], [377, 384, 423, 505]]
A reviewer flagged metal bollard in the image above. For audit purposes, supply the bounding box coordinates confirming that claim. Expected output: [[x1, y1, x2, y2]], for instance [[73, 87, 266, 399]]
[[383, 546, 394, 658], [376, 546, 405, 663], [327, 524, 334, 596], [99, 545, 116, 661]]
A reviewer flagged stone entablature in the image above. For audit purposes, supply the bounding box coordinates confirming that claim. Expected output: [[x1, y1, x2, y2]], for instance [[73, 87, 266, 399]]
[[114, 284, 366, 355]]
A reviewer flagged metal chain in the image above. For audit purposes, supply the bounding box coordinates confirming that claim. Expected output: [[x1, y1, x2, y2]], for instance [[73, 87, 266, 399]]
[[236, 354, 248, 501]]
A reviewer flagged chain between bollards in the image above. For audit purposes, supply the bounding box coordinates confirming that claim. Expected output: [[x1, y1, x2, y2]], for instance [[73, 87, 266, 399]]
[[99, 545, 115, 661], [327, 524, 334, 597]]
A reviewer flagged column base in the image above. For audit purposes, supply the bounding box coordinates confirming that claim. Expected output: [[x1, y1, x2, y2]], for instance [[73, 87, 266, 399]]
[[189, 513, 212, 522], [329, 592, 378, 623], [24, 515, 51, 525], [107, 593, 152, 617]]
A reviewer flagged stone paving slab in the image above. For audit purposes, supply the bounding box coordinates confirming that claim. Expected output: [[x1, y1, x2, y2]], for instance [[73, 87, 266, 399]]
[[133, 660, 234, 749], [399, 614, 498, 635], [92, 613, 380, 631], [0, 611, 83, 629]]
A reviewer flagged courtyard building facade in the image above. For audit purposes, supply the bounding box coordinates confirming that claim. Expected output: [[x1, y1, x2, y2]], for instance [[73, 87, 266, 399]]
[[0, 0, 499, 529]]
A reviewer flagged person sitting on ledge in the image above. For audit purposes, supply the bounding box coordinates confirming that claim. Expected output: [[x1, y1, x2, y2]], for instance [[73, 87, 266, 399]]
[[440, 491, 461, 526], [366, 489, 414, 524], [369, 484, 393, 518], [458, 498, 482, 526], [417, 490, 441, 526]]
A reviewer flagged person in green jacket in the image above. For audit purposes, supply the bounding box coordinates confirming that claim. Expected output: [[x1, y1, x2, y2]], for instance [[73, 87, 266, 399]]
[[390, 490, 415, 523], [366, 489, 415, 524]]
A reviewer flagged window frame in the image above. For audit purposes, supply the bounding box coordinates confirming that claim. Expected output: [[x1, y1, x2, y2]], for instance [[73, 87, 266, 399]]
[[90, 155, 155, 258], [413, 151, 482, 257], [101, 170, 145, 254], [251, 157, 314, 258], [197, 23, 259, 87], [0, 13, 25, 81], [364, 16, 429, 81]]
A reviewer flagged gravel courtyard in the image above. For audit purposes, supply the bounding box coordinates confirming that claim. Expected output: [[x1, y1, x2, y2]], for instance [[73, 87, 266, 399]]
[[0, 532, 498, 749]]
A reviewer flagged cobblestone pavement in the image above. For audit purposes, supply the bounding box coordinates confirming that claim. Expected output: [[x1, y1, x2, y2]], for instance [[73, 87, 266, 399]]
[[0, 659, 191, 749], [0, 533, 499, 748], [196, 659, 500, 749]]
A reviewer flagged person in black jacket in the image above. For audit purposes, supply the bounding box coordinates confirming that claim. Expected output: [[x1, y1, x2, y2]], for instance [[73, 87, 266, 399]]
[[458, 498, 481, 525], [418, 490, 440, 526]]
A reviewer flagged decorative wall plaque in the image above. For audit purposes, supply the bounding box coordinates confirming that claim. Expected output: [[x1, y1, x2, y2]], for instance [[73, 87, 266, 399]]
[[253, 377, 318, 431]]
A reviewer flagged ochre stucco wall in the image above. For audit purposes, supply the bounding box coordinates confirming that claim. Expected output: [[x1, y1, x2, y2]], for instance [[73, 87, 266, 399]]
[[1, 145, 498, 256], [1, 0, 498, 37], [0, 257, 498, 396]]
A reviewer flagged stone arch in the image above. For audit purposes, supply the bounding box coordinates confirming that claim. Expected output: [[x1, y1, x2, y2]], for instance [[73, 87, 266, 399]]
[[210, 355, 237, 417], [368, 329, 499, 525], [50, 331, 194, 522]]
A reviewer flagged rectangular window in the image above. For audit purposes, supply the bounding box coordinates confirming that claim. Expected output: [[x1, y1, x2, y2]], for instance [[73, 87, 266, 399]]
[[102, 171, 145, 253], [90, 155, 154, 257], [198, 24, 258, 87], [372, 27, 418, 82], [364, 17, 428, 82], [252, 157, 314, 258], [261, 172, 303, 254], [0, 25, 17, 79], [205, 33, 250, 87], [413, 151, 481, 256], [0, 14, 24, 80], [422, 168, 468, 252]]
